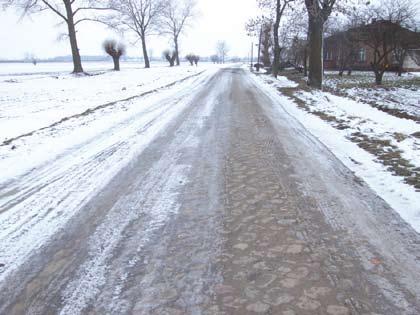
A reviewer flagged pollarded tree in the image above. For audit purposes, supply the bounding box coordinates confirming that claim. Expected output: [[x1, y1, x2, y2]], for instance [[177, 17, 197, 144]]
[[161, 0, 197, 66], [185, 53, 199, 65], [103, 39, 126, 71], [186, 53, 195, 65], [210, 54, 220, 64], [107, 0, 165, 69], [163, 50, 177, 66], [1, 0, 111, 73]]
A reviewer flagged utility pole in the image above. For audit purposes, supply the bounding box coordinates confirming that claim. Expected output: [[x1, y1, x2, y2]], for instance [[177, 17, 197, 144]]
[[250, 42, 254, 71], [257, 22, 263, 72]]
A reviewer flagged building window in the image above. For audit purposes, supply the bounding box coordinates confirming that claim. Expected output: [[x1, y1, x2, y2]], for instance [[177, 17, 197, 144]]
[[359, 48, 366, 62]]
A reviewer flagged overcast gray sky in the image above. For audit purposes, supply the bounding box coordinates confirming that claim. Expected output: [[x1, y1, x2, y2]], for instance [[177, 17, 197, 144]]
[[0, 0, 259, 60]]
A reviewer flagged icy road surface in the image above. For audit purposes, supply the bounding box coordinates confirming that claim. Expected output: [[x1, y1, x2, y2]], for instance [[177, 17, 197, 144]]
[[1, 68, 420, 314]]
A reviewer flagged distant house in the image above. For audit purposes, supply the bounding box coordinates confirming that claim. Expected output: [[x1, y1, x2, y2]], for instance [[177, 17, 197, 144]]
[[324, 20, 420, 72]]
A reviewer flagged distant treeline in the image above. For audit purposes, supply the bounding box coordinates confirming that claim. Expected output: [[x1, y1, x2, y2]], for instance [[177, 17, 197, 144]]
[[0, 55, 246, 64], [0, 56, 145, 63]]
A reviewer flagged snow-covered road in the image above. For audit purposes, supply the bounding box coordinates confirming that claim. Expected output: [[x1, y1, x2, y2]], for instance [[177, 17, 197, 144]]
[[0, 67, 419, 314]]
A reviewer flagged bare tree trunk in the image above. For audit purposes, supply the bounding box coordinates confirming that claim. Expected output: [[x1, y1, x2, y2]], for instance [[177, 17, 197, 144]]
[[64, 1, 83, 73], [373, 69, 384, 85], [303, 47, 308, 77], [307, 16, 323, 89], [272, 0, 281, 78], [141, 36, 150, 68], [338, 53, 345, 76], [397, 61, 403, 76], [272, 31, 280, 77], [174, 37, 180, 66], [256, 24, 262, 72], [395, 49, 406, 77], [113, 56, 120, 71]]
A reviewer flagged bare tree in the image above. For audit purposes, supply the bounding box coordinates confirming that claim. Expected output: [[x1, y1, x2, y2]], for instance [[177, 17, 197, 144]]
[[250, 0, 296, 77], [107, 0, 164, 69], [336, 32, 357, 76], [210, 54, 220, 64], [351, 0, 419, 83], [24, 52, 38, 65], [381, 0, 419, 76], [216, 41, 229, 64], [161, 0, 197, 66], [163, 49, 177, 66], [103, 39, 126, 71], [304, 0, 337, 88], [2, 0, 111, 73], [285, 36, 308, 72], [260, 22, 273, 67], [325, 22, 358, 76], [185, 53, 195, 65], [355, 21, 399, 84], [192, 54, 199, 65], [272, 0, 296, 77], [353, 20, 419, 84], [282, 7, 309, 75], [185, 53, 199, 66], [394, 45, 408, 76], [246, 17, 273, 68]]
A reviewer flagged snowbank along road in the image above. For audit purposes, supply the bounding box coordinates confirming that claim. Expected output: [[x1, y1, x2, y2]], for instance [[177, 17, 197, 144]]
[[0, 67, 420, 314]]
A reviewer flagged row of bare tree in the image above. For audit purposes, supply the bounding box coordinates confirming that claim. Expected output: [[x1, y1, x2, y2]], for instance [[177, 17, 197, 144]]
[[1, 0, 197, 73], [247, 0, 419, 88], [247, 0, 336, 88]]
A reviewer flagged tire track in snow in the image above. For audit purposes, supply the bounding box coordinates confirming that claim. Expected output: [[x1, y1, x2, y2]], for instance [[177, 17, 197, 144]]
[[1, 70, 205, 146], [33, 75, 222, 314], [0, 71, 216, 289]]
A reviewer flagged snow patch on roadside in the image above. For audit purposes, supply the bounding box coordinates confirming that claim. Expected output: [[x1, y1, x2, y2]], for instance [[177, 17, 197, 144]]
[[295, 90, 420, 169], [262, 74, 298, 88]]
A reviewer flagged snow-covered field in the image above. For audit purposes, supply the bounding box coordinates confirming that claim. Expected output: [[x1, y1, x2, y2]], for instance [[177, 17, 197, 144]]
[[0, 60, 168, 76], [324, 71, 420, 120], [253, 72, 420, 233], [0, 61, 215, 142], [0, 62, 221, 182]]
